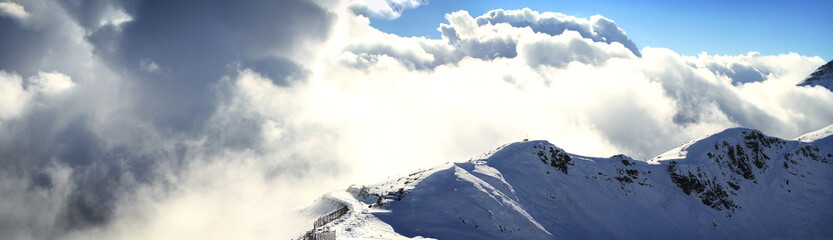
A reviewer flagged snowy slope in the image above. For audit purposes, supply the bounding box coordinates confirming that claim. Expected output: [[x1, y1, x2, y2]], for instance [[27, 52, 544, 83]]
[[797, 123, 833, 142], [300, 126, 833, 239], [798, 60, 833, 91]]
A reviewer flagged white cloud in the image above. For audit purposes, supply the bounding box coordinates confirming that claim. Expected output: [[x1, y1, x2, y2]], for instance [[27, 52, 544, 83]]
[[98, 4, 132, 27], [0, 71, 30, 121], [0, 71, 74, 121], [519, 30, 635, 67], [311, 8, 831, 163], [468, 8, 641, 57], [63, 155, 340, 240], [29, 71, 75, 94], [347, 0, 427, 20], [139, 58, 160, 73], [338, 9, 644, 71], [0, 1, 27, 21]]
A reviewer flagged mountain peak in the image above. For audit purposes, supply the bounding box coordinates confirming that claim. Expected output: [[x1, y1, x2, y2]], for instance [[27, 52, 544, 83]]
[[300, 127, 833, 239], [798, 60, 833, 91], [651, 127, 764, 163]]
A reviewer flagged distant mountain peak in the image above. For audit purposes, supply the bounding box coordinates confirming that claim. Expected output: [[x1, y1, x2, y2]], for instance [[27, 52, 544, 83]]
[[798, 60, 833, 91]]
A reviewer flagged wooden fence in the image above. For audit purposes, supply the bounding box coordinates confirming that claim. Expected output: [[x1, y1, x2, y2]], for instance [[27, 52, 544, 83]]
[[298, 204, 349, 240], [314, 206, 348, 228], [298, 230, 335, 240]]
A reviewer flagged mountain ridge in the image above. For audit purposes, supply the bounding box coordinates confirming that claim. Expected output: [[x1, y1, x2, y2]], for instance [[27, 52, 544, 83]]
[[798, 60, 833, 91], [299, 125, 833, 239]]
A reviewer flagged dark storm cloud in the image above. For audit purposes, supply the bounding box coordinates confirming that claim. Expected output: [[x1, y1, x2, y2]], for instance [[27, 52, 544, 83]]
[[0, 0, 334, 237], [243, 56, 310, 86], [87, 0, 332, 130], [0, 98, 174, 232], [0, 17, 48, 77]]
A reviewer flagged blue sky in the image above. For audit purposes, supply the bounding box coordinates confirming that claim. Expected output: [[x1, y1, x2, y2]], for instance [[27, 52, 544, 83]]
[[371, 0, 833, 61]]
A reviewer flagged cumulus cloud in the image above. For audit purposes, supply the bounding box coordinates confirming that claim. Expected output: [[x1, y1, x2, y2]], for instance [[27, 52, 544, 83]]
[[0, 1, 27, 21], [348, 0, 427, 20], [0, 71, 74, 121], [29, 71, 75, 94], [0, 1, 831, 240], [321, 8, 830, 161], [519, 30, 635, 68], [468, 8, 641, 57], [0, 71, 29, 121], [339, 9, 643, 71]]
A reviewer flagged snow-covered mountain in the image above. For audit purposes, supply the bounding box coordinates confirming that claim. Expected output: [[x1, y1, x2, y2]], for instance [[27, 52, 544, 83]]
[[798, 60, 833, 91], [298, 125, 833, 239]]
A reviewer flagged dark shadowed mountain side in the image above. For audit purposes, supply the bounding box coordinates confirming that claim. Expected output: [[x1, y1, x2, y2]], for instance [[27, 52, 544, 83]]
[[298, 125, 833, 239], [798, 60, 833, 91]]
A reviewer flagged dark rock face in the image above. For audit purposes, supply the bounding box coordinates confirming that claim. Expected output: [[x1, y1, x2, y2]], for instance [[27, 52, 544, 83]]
[[612, 155, 652, 189], [533, 145, 573, 174], [668, 130, 773, 214], [665, 129, 830, 216], [710, 130, 784, 181], [668, 161, 738, 214], [798, 60, 833, 91]]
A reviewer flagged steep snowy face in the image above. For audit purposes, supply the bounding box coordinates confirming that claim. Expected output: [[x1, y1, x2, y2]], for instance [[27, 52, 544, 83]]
[[797, 123, 833, 144], [302, 127, 833, 239], [798, 60, 833, 91]]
